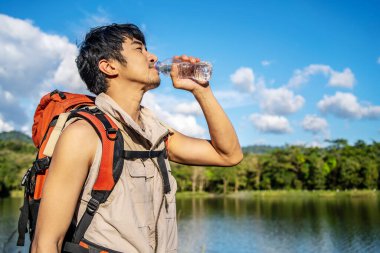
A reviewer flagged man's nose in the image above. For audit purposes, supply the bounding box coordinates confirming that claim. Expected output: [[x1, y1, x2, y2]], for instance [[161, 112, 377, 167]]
[[148, 52, 158, 64]]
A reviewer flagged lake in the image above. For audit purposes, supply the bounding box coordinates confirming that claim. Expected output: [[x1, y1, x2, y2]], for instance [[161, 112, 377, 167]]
[[1, 193, 380, 253]]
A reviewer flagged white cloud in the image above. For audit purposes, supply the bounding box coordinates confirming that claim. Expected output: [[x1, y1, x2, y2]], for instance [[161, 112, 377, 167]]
[[306, 141, 325, 148], [252, 138, 267, 145], [249, 113, 292, 134], [0, 88, 28, 126], [259, 87, 305, 115], [229, 67, 305, 115], [230, 67, 255, 93], [294, 140, 326, 148], [142, 92, 206, 137], [287, 64, 355, 88], [378, 57, 380, 64], [261, 60, 271, 67], [287, 64, 331, 87], [328, 68, 355, 88], [302, 115, 328, 134], [143, 93, 203, 115], [214, 90, 254, 109], [85, 8, 110, 26], [173, 101, 202, 115], [140, 23, 147, 33], [161, 113, 206, 137], [0, 14, 84, 95], [0, 115, 14, 132], [317, 92, 380, 119], [0, 14, 85, 130], [71, 7, 111, 40], [291, 140, 326, 148], [3, 90, 15, 102]]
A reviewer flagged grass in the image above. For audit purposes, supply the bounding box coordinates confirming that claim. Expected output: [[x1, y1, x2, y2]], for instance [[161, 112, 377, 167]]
[[175, 191, 216, 198], [176, 189, 379, 199], [10, 189, 378, 200], [9, 190, 23, 198]]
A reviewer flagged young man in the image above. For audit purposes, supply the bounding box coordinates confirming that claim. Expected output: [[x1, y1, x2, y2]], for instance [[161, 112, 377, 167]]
[[31, 23, 242, 253]]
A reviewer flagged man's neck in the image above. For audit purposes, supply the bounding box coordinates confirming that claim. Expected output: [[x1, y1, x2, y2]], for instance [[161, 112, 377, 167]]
[[105, 82, 145, 124]]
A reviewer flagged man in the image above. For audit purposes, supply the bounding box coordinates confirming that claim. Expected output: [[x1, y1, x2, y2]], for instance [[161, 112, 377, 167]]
[[31, 23, 242, 253]]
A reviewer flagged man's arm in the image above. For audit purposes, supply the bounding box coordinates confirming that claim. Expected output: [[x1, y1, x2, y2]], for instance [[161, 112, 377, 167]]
[[31, 120, 98, 253], [167, 55, 243, 167]]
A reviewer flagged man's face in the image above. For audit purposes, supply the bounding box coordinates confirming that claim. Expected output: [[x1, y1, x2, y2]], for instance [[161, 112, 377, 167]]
[[116, 37, 160, 90]]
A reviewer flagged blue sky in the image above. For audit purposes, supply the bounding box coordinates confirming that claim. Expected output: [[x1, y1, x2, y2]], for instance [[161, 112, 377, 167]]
[[0, 0, 379, 147]]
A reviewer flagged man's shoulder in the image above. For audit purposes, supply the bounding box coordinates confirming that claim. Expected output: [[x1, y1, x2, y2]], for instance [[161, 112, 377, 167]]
[[65, 119, 98, 136], [52, 119, 100, 166], [59, 119, 99, 148]]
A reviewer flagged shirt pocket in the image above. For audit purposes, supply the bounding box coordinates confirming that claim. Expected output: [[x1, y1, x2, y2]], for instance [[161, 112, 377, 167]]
[[127, 160, 156, 244], [127, 160, 154, 203]]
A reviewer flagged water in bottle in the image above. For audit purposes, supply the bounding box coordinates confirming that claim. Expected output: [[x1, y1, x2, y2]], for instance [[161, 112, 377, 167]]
[[155, 58, 213, 82]]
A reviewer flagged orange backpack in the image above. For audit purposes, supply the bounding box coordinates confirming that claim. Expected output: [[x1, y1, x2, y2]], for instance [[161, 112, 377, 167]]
[[17, 90, 125, 249]]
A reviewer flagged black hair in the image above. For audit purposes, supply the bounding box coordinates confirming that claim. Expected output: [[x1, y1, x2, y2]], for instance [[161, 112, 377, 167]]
[[76, 23, 146, 94]]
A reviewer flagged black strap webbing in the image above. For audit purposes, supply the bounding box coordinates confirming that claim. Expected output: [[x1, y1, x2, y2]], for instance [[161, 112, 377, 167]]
[[16, 195, 29, 246], [64, 240, 122, 253], [72, 198, 100, 244], [123, 149, 171, 194], [63, 242, 89, 253]]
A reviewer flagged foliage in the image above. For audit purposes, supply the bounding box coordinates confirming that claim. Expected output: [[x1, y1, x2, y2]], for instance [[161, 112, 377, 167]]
[[173, 140, 380, 193], [0, 139, 36, 197], [242, 145, 279, 154]]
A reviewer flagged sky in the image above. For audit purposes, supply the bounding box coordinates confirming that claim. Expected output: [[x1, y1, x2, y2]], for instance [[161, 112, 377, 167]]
[[0, 0, 379, 147]]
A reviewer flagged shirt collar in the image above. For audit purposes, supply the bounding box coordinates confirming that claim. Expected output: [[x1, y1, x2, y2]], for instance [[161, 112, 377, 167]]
[[95, 93, 169, 148]]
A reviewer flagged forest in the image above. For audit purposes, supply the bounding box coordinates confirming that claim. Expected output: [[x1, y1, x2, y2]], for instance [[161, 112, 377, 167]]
[[0, 131, 379, 197]]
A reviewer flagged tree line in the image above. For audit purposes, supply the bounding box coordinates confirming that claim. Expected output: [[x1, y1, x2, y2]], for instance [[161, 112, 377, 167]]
[[0, 136, 379, 197], [171, 139, 380, 193]]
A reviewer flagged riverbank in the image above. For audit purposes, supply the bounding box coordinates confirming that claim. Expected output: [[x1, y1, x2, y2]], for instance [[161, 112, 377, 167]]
[[176, 189, 379, 199], [5, 189, 378, 200]]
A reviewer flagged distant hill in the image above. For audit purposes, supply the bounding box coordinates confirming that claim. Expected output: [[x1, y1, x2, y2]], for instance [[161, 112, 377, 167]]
[[242, 145, 280, 154], [0, 130, 32, 143]]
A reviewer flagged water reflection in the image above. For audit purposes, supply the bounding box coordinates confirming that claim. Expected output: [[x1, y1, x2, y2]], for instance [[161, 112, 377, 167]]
[[1, 196, 380, 253], [177, 195, 380, 253], [0, 198, 29, 253]]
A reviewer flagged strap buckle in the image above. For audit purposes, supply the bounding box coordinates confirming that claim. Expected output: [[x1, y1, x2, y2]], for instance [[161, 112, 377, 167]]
[[50, 89, 66, 99], [106, 128, 118, 140], [32, 157, 51, 173], [21, 167, 32, 186], [82, 106, 101, 115], [86, 198, 100, 215]]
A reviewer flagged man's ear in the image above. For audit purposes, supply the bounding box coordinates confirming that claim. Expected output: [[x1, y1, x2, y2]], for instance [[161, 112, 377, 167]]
[[98, 59, 118, 76]]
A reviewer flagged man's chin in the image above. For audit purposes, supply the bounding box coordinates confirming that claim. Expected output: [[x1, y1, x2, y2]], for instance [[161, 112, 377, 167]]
[[146, 78, 161, 90]]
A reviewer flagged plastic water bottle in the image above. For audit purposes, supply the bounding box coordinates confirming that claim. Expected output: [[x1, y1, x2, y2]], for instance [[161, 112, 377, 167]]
[[155, 58, 213, 82]]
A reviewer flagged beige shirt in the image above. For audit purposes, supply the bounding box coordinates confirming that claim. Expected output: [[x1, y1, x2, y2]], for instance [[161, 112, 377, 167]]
[[75, 93, 178, 253]]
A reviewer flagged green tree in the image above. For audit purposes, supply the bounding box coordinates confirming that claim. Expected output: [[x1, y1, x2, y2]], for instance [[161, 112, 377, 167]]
[[305, 148, 328, 190]]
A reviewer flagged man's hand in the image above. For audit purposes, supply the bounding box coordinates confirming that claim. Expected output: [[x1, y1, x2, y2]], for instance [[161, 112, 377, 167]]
[[170, 55, 210, 93]]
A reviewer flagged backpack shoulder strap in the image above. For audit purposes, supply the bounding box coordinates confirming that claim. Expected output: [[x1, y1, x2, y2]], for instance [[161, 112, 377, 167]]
[[66, 108, 124, 244], [69, 108, 124, 193], [42, 112, 71, 157]]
